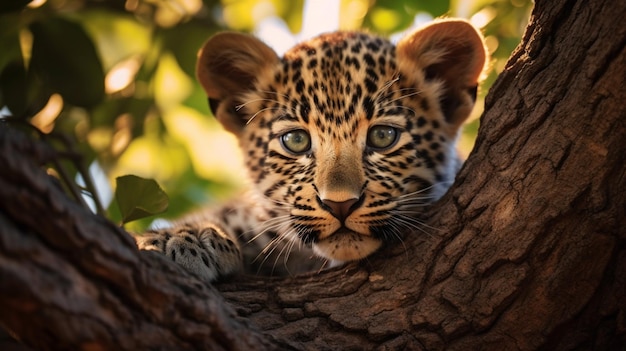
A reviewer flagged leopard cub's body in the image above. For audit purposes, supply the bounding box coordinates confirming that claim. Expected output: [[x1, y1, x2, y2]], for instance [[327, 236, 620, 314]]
[[136, 19, 487, 281]]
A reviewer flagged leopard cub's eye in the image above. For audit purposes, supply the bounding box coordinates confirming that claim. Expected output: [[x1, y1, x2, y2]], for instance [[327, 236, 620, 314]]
[[280, 129, 311, 154], [367, 125, 398, 150]]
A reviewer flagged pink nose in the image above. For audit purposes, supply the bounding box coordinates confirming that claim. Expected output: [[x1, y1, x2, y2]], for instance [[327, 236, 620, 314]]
[[321, 198, 359, 222]]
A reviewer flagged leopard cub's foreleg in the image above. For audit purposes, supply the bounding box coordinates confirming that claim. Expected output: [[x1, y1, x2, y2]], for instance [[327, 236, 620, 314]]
[[135, 223, 242, 281]]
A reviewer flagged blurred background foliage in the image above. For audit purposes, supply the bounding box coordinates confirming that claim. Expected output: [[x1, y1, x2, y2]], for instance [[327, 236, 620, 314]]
[[0, 0, 532, 230]]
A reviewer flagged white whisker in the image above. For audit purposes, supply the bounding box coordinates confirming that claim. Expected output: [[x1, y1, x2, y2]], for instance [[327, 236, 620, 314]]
[[392, 213, 440, 236], [246, 106, 282, 125], [244, 216, 290, 243], [235, 98, 276, 110], [386, 90, 422, 104], [253, 233, 288, 274], [374, 76, 400, 100], [258, 90, 290, 100]]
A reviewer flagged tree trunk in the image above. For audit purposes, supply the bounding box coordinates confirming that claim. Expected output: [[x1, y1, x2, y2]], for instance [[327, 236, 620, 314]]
[[1, 0, 625, 349]]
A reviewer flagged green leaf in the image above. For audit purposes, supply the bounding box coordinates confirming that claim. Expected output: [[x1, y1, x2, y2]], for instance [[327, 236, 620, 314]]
[[0, 59, 50, 119], [115, 175, 169, 224], [363, 0, 452, 34], [0, 61, 28, 116], [163, 22, 213, 78], [408, 0, 450, 18], [29, 16, 104, 108]]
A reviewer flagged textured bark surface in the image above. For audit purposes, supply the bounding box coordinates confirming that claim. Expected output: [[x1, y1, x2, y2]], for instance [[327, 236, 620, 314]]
[[1, 0, 625, 349], [0, 131, 278, 351]]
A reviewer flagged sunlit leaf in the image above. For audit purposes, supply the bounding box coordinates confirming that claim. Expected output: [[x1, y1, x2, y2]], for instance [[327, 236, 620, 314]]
[[30, 17, 105, 108], [79, 10, 153, 70], [115, 174, 169, 224], [363, 0, 452, 33], [273, 0, 304, 33], [370, 7, 403, 32], [154, 53, 193, 109]]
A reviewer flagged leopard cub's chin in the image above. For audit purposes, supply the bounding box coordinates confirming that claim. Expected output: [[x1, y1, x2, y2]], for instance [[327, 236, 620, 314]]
[[312, 230, 382, 262]]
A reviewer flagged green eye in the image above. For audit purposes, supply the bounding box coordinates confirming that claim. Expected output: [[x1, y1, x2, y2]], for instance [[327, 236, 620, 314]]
[[367, 125, 398, 150], [280, 129, 311, 154]]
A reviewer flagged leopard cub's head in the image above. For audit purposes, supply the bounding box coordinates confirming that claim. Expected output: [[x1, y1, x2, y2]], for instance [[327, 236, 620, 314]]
[[196, 19, 487, 262]]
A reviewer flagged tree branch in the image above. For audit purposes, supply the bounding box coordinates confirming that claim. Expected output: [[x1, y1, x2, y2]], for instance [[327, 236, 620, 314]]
[[1, 0, 625, 349], [0, 129, 278, 350]]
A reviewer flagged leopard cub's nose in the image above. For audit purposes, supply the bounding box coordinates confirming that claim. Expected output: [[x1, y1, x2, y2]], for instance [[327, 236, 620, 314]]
[[320, 197, 361, 222]]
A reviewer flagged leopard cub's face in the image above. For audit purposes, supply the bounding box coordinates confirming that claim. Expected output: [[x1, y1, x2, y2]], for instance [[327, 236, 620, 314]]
[[197, 20, 487, 262]]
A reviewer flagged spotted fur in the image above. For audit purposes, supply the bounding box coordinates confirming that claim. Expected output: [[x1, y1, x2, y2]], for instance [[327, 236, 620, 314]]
[[136, 19, 487, 281]]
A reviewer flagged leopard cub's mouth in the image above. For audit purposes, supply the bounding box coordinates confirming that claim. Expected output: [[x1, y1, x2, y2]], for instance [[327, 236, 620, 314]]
[[312, 227, 382, 262]]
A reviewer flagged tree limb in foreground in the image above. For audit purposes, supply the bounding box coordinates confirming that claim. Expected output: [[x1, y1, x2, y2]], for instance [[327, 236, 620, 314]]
[[1, 0, 625, 349]]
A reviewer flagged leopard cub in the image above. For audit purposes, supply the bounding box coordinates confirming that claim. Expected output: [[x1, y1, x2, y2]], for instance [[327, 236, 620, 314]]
[[136, 19, 487, 281]]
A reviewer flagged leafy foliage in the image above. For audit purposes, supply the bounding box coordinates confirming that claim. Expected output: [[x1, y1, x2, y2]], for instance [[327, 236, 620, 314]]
[[0, 0, 531, 230], [361, 0, 451, 33], [30, 17, 104, 107]]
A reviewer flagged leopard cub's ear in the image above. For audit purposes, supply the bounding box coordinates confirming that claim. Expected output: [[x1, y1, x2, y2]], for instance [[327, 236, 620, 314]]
[[397, 19, 488, 130], [196, 32, 279, 135]]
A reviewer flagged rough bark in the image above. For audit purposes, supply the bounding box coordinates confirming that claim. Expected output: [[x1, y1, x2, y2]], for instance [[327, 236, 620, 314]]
[[1, 0, 625, 349]]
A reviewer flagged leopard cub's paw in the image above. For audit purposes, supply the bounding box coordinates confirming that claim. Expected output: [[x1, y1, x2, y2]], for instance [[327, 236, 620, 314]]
[[136, 227, 238, 282]]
